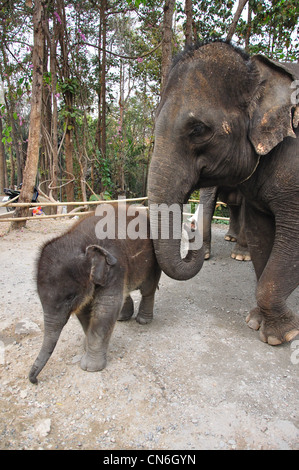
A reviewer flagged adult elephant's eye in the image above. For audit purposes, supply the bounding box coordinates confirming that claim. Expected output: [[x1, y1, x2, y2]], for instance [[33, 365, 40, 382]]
[[188, 121, 212, 143], [190, 122, 207, 136]]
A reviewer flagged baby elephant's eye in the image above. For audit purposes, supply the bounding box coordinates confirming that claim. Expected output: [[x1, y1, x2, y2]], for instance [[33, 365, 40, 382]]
[[66, 293, 76, 303]]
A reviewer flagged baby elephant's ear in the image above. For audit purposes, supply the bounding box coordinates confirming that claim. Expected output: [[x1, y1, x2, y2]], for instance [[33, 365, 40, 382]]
[[86, 245, 117, 286]]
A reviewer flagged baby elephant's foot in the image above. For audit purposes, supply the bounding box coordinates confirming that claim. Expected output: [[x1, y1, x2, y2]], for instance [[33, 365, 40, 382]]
[[80, 352, 107, 372]]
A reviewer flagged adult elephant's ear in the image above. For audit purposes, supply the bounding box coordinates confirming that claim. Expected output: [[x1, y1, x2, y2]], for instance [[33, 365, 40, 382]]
[[248, 55, 298, 155]]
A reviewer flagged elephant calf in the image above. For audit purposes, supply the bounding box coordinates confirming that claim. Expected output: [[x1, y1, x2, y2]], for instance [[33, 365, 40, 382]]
[[29, 203, 161, 384]]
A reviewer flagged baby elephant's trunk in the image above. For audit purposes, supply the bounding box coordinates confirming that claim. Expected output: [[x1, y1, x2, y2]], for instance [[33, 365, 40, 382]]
[[29, 320, 65, 384]]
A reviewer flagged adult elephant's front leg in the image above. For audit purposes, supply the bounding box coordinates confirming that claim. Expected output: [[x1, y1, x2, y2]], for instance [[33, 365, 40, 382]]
[[200, 187, 218, 259], [81, 291, 123, 371], [229, 198, 251, 261], [245, 206, 299, 344]]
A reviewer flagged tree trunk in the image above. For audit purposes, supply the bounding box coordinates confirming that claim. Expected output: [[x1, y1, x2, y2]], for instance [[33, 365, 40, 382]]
[[74, 126, 87, 202], [226, 0, 248, 43], [94, 1, 107, 195], [185, 0, 193, 46], [245, 2, 252, 52], [50, 22, 59, 205], [161, 0, 175, 94], [1, 46, 23, 186], [65, 117, 74, 210], [100, 0, 107, 159], [0, 117, 6, 193], [95, 20, 102, 158], [11, 0, 45, 230], [95, 43, 101, 194], [56, 0, 74, 210], [118, 60, 125, 193], [8, 101, 22, 186], [41, 32, 51, 185]]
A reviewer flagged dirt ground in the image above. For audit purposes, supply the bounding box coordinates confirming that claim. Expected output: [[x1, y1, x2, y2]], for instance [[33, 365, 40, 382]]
[[0, 217, 298, 450]]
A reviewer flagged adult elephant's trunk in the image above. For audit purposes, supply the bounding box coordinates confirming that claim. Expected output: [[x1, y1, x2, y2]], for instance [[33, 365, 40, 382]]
[[29, 319, 65, 384], [148, 147, 205, 281]]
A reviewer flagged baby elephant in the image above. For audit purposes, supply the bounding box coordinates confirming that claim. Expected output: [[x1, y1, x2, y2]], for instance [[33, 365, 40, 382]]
[[29, 203, 161, 384]]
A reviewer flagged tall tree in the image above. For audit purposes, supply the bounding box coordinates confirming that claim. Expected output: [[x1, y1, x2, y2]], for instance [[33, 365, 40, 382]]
[[56, 0, 74, 209], [99, 0, 107, 161], [185, 0, 193, 46], [161, 0, 175, 93], [11, 0, 46, 229], [0, 116, 6, 193], [1, 0, 297, 211], [226, 0, 249, 42], [43, 0, 59, 204]]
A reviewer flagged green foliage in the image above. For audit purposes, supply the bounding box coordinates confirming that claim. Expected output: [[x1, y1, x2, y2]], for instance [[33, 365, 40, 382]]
[[89, 191, 112, 201], [243, 0, 299, 59], [0, 0, 298, 199], [58, 77, 80, 96], [213, 202, 230, 223], [189, 0, 235, 40]]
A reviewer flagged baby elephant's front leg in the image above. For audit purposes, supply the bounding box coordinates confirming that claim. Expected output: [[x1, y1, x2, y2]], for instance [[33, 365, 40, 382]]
[[80, 293, 122, 372]]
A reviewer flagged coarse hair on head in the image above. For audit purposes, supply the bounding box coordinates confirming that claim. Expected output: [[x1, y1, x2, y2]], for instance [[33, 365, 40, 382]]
[[171, 38, 251, 70]]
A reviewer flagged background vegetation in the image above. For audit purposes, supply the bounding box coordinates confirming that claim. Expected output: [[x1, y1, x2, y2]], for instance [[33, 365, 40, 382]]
[[0, 0, 298, 215]]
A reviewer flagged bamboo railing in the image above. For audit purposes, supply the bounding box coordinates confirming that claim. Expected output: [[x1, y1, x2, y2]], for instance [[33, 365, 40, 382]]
[[0, 196, 229, 222]]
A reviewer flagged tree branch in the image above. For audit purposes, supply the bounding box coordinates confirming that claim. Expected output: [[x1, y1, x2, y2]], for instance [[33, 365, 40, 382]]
[[76, 40, 162, 60], [226, 0, 248, 43]]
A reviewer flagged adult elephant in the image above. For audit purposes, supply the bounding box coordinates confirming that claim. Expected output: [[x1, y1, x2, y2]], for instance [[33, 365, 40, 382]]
[[148, 40, 299, 346], [200, 186, 250, 261]]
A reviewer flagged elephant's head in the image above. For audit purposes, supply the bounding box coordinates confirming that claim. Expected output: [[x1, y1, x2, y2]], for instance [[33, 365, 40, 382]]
[[148, 40, 298, 281]]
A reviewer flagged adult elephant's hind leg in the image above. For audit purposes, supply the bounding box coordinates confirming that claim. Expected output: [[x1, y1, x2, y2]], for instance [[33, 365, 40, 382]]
[[118, 296, 134, 321], [136, 266, 161, 325]]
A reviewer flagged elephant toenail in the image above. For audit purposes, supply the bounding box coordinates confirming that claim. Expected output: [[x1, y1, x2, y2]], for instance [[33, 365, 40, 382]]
[[247, 319, 260, 330], [267, 336, 282, 346], [284, 329, 299, 342]]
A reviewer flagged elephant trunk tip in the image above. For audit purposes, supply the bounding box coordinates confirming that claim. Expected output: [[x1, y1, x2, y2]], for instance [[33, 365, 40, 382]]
[[29, 365, 39, 384]]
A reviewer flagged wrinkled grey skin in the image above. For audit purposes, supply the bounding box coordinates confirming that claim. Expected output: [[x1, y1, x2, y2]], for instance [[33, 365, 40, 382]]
[[201, 186, 250, 261], [148, 41, 299, 346], [29, 204, 161, 384]]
